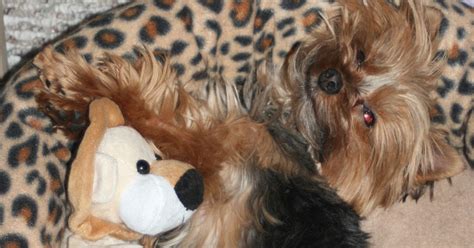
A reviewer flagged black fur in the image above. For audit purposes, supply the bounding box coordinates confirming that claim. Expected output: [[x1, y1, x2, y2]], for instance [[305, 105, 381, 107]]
[[248, 168, 369, 248], [267, 123, 316, 173], [246, 123, 369, 248], [155, 123, 369, 247]]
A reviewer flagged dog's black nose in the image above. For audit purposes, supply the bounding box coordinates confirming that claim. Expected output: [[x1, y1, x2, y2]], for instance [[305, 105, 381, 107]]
[[318, 68, 343, 94], [174, 169, 204, 211]]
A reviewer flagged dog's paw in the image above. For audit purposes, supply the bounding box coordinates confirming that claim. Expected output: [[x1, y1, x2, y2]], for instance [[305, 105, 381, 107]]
[[403, 181, 435, 202]]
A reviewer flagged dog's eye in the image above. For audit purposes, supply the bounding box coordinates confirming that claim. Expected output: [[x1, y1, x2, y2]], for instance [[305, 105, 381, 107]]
[[363, 106, 376, 127], [356, 50, 366, 67], [155, 153, 162, 160], [136, 160, 150, 174]]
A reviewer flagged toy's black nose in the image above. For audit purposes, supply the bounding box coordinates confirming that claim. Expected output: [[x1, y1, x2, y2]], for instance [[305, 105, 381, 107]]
[[174, 169, 204, 211], [318, 68, 343, 94]]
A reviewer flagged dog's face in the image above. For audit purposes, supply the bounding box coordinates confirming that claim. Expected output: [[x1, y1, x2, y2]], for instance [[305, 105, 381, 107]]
[[283, 0, 465, 215]]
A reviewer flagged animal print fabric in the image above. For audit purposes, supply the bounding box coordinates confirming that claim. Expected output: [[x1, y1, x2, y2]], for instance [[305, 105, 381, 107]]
[[0, 1, 335, 246], [0, 0, 471, 247]]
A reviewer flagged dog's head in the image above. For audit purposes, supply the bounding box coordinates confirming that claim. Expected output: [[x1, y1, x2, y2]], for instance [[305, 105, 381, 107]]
[[282, 0, 465, 215]]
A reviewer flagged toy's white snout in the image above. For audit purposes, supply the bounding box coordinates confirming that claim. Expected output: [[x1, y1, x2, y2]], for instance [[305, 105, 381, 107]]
[[119, 171, 194, 235]]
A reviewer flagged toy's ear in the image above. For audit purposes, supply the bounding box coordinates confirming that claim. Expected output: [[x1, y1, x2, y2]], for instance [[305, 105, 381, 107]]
[[68, 98, 134, 240], [92, 153, 118, 203], [88, 98, 125, 127]]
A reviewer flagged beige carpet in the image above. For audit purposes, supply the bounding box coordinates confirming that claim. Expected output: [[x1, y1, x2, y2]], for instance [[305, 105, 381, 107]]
[[363, 168, 473, 248]]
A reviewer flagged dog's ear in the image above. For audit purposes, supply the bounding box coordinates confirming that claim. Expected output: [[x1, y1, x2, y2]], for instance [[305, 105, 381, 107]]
[[416, 129, 465, 185], [422, 6, 444, 42], [398, 1, 444, 42]]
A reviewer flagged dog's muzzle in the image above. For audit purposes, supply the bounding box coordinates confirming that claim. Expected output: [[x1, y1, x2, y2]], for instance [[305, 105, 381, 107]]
[[318, 68, 342, 94]]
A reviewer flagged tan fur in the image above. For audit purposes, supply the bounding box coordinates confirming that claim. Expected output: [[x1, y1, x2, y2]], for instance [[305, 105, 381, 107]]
[[33, 0, 466, 235], [256, 0, 465, 215], [34, 47, 305, 247]]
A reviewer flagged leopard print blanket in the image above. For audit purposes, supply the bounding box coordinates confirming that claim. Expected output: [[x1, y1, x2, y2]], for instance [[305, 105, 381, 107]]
[[0, 0, 472, 247]]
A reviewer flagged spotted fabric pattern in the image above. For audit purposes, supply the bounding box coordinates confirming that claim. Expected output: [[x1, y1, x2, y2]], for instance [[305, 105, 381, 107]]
[[0, 0, 472, 247], [429, 0, 474, 168]]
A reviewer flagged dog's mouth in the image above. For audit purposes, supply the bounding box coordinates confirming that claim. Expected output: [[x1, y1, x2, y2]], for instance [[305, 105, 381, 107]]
[[315, 123, 332, 162], [268, 123, 318, 173]]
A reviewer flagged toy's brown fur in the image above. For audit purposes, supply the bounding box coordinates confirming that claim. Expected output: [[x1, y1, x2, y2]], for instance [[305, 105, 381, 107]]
[[34, 47, 321, 247]]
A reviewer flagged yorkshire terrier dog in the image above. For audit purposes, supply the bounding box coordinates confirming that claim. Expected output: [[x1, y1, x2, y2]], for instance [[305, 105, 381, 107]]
[[31, 0, 467, 245], [254, 0, 466, 215], [33, 47, 368, 247]]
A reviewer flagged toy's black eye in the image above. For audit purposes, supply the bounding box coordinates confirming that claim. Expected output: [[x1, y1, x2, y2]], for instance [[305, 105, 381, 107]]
[[363, 106, 376, 127], [155, 153, 162, 160], [356, 49, 366, 67], [136, 160, 150, 174]]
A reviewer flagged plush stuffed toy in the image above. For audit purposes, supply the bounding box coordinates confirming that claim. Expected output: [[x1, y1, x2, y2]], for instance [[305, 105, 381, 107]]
[[66, 98, 204, 246]]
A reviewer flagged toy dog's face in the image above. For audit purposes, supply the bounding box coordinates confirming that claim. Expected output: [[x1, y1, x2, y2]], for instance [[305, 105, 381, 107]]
[[92, 126, 203, 235], [283, 0, 464, 215]]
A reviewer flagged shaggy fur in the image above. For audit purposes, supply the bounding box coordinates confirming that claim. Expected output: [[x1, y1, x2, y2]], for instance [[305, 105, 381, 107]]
[[33, 47, 368, 247], [249, 123, 368, 248], [254, 0, 466, 216], [35, 0, 465, 219]]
